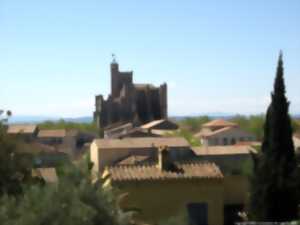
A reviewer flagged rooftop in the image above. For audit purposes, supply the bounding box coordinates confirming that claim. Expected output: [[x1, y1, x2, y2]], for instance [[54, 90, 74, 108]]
[[103, 161, 223, 182], [202, 119, 238, 128], [195, 126, 253, 139], [7, 124, 37, 134], [109, 127, 160, 139], [140, 119, 178, 130], [93, 137, 190, 149], [104, 122, 133, 133], [192, 145, 257, 156], [194, 126, 235, 138]]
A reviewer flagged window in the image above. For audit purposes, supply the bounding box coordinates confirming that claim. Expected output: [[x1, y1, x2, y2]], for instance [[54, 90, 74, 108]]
[[223, 138, 228, 145], [214, 138, 219, 145], [187, 203, 208, 225], [230, 138, 236, 145]]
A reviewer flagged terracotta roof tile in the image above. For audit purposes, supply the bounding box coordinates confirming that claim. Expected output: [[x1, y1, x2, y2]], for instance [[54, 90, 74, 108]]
[[195, 126, 253, 139], [194, 126, 233, 138], [105, 162, 223, 182], [202, 119, 238, 128]]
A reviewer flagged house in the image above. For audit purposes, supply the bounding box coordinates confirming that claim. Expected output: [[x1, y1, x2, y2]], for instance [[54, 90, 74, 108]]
[[194, 119, 256, 146], [90, 137, 195, 173], [192, 145, 257, 175], [37, 129, 79, 157], [102, 147, 249, 225], [7, 124, 39, 141]]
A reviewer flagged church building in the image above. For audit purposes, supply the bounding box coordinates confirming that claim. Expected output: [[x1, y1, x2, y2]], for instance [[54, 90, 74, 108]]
[[94, 60, 168, 133]]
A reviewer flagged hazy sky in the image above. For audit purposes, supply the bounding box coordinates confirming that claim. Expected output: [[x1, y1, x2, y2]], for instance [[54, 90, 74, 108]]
[[0, 0, 299, 117]]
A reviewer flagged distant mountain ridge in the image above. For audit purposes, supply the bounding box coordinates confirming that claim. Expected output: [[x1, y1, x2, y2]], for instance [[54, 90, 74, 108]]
[[8, 116, 93, 124]]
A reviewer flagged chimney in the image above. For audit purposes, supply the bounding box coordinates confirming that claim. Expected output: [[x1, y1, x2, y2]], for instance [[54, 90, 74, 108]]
[[157, 145, 172, 171]]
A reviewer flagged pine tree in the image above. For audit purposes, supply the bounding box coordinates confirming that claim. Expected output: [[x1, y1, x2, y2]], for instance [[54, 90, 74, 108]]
[[250, 52, 299, 222]]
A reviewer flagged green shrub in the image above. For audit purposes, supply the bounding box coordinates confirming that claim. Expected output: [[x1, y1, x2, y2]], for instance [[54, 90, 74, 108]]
[[39, 119, 98, 133], [0, 161, 131, 225]]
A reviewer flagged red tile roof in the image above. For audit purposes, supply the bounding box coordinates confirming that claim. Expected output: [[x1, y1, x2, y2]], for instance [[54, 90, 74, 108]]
[[104, 162, 223, 182], [202, 119, 238, 128]]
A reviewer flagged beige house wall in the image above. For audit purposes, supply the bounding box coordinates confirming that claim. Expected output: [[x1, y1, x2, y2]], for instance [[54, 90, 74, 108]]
[[112, 179, 224, 225], [202, 128, 255, 146], [90, 142, 100, 174], [90, 143, 156, 173], [223, 175, 249, 205], [104, 175, 250, 225]]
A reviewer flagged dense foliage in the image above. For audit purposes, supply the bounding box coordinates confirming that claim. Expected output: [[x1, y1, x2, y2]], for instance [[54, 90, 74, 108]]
[[0, 161, 131, 225], [0, 110, 35, 196], [250, 53, 299, 222], [0, 124, 25, 196], [39, 119, 98, 133], [167, 129, 201, 146], [0, 110, 130, 225], [230, 115, 265, 141], [177, 116, 210, 133]]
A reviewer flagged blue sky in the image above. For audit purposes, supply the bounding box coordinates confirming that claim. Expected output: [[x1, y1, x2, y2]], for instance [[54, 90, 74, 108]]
[[0, 0, 299, 117]]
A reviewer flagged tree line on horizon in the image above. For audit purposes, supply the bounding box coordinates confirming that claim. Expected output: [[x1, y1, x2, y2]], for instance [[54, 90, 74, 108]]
[[177, 114, 300, 141]]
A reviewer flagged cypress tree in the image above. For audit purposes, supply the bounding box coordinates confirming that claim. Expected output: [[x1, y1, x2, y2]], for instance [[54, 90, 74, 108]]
[[250, 52, 299, 222]]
